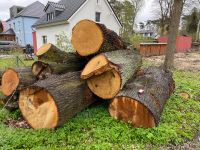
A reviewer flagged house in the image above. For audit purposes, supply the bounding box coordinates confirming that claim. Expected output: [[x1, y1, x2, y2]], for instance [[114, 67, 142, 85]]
[[139, 30, 156, 38], [6, 1, 45, 46], [33, 0, 122, 49], [0, 28, 16, 41], [134, 21, 158, 39]]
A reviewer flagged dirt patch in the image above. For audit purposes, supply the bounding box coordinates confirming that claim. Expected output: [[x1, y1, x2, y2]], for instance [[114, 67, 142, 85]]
[[144, 52, 200, 72], [4, 118, 30, 129]]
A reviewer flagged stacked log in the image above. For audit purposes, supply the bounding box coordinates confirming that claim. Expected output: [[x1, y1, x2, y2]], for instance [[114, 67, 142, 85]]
[[33, 43, 87, 79], [109, 67, 175, 128], [0, 19, 175, 130], [19, 72, 94, 129], [1, 68, 37, 96], [81, 50, 142, 99], [71, 20, 126, 56]]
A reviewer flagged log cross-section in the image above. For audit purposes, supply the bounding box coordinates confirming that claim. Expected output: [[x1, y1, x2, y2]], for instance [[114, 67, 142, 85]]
[[109, 67, 175, 128], [71, 20, 126, 56], [81, 50, 142, 99], [1, 68, 37, 96], [19, 72, 94, 129]]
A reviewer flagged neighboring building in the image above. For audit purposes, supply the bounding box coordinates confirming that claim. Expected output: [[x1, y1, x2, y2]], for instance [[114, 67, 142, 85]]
[[6, 1, 45, 46], [134, 21, 158, 39], [0, 28, 15, 41], [33, 0, 122, 49]]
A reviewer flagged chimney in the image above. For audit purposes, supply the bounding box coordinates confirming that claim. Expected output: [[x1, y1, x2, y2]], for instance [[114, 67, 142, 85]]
[[10, 6, 24, 18]]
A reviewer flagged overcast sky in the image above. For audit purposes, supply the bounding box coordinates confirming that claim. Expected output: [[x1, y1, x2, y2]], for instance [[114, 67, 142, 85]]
[[0, 0, 154, 23]]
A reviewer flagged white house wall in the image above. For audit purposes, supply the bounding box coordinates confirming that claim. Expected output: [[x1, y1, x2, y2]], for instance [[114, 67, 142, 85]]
[[36, 24, 68, 49], [36, 0, 121, 49]]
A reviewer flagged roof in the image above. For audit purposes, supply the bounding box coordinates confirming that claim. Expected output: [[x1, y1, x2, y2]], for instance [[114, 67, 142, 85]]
[[33, 0, 86, 27], [33, 0, 122, 27], [0, 28, 15, 35], [139, 30, 155, 34], [16, 1, 45, 18], [44, 2, 65, 12]]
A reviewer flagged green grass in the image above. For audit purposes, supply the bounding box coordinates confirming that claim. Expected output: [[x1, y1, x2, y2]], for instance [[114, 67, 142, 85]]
[[0, 55, 35, 69], [0, 58, 200, 149]]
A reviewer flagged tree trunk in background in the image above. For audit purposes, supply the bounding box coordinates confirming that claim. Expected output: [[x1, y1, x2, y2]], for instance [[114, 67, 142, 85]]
[[164, 0, 184, 70], [196, 20, 200, 42]]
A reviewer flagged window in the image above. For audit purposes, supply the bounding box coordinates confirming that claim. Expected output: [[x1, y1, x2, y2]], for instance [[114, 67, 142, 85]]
[[47, 12, 54, 21], [13, 23, 15, 29], [42, 36, 47, 44], [95, 12, 101, 22]]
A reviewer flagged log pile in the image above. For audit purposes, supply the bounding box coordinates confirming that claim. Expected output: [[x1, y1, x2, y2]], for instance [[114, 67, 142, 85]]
[[0, 19, 175, 129]]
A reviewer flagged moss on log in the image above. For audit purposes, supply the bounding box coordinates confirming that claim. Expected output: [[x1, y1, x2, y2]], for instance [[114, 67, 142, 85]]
[[81, 50, 142, 99], [109, 67, 175, 128], [71, 20, 126, 56], [37, 43, 83, 64], [19, 72, 94, 129]]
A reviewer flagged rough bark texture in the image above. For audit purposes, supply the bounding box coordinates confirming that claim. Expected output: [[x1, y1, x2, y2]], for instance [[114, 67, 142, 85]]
[[109, 67, 175, 127], [1, 68, 37, 96], [0, 92, 19, 111], [37, 43, 82, 64], [96, 24, 126, 53], [164, 0, 184, 70], [71, 20, 126, 56], [32, 60, 86, 79], [84, 50, 142, 99], [19, 72, 94, 129]]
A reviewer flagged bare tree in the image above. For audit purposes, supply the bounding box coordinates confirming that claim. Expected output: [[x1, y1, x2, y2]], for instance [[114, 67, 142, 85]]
[[130, 0, 144, 31], [153, 0, 199, 35], [196, 0, 200, 41], [164, 0, 184, 70]]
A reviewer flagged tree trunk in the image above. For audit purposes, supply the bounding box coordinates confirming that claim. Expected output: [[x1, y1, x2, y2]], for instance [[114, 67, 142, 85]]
[[37, 43, 82, 64], [109, 67, 175, 128], [19, 72, 94, 129], [81, 50, 142, 99], [32, 60, 86, 79], [71, 20, 126, 56], [196, 20, 200, 42], [1, 68, 37, 96], [0, 70, 3, 85], [164, 0, 184, 70]]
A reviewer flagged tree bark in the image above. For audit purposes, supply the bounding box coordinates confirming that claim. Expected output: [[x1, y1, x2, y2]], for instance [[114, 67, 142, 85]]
[[71, 20, 126, 56], [1, 68, 37, 96], [19, 72, 95, 129], [109, 67, 175, 128], [37, 43, 82, 64], [0, 92, 19, 111], [32, 60, 86, 80], [81, 50, 142, 99], [164, 0, 184, 70]]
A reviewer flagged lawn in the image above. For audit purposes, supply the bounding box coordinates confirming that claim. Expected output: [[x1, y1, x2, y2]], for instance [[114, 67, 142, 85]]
[[0, 57, 200, 149]]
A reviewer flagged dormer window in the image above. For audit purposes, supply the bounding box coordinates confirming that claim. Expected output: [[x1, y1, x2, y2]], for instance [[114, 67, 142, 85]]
[[47, 12, 54, 21]]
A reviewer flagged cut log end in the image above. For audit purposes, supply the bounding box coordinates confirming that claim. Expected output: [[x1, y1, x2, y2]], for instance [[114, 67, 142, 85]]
[[36, 43, 52, 56], [87, 69, 121, 99], [19, 87, 58, 129], [2, 69, 19, 96], [109, 97, 156, 128], [81, 54, 109, 79], [71, 20, 104, 56], [32, 61, 52, 78]]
